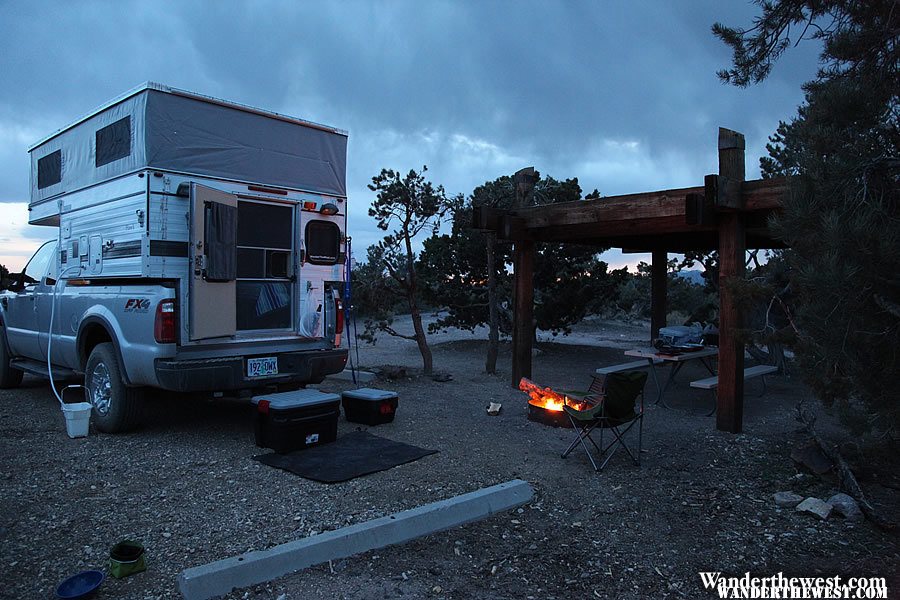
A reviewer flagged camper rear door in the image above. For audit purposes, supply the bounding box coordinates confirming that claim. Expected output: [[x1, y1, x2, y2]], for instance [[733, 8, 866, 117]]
[[189, 184, 237, 340]]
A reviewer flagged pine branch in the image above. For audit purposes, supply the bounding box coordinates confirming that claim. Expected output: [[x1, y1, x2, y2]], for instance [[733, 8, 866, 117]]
[[380, 325, 417, 341]]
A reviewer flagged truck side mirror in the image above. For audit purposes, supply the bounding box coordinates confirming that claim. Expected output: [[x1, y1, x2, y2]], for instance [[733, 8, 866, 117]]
[[6, 274, 25, 293]]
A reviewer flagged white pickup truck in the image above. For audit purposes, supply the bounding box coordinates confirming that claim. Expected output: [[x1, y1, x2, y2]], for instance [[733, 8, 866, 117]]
[[0, 83, 350, 432], [0, 237, 347, 433]]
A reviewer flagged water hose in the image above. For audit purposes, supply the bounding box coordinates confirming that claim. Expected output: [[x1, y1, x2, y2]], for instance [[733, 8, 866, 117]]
[[344, 237, 361, 388]]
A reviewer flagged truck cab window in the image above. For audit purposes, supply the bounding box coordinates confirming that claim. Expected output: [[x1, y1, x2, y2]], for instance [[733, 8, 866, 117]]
[[22, 241, 56, 286]]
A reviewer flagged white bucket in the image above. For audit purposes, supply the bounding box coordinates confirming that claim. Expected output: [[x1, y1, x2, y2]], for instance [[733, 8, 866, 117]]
[[62, 402, 92, 438]]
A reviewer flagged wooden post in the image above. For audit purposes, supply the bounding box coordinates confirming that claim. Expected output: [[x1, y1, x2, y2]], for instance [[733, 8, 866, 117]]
[[650, 249, 667, 342], [511, 241, 535, 386], [716, 128, 746, 433], [511, 168, 537, 387]]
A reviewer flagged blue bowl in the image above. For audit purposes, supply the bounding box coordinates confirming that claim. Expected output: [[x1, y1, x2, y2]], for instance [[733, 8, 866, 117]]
[[56, 570, 105, 599]]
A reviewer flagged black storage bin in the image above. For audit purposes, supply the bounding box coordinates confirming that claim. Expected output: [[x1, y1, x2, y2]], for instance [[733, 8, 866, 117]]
[[252, 389, 340, 453], [341, 388, 399, 425]]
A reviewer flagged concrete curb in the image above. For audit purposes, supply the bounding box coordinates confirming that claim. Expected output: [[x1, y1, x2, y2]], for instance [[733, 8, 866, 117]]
[[178, 479, 533, 599]]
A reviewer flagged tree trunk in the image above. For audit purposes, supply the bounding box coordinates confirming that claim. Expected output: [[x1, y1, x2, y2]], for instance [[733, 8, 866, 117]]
[[408, 293, 433, 375], [403, 230, 433, 375], [485, 234, 499, 374]]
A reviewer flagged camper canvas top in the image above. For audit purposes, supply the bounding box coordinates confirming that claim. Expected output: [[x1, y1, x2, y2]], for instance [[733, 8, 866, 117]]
[[28, 82, 348, 224]]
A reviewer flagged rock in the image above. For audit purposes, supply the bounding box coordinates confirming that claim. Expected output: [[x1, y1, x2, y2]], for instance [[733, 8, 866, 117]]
[[791, 440, 833, 475], [379, 365, 408, 380], [827, 493, 863, 522], [795, 497, 832, 520], [431, 371, 452, 382], [773, 491, 804, 508]]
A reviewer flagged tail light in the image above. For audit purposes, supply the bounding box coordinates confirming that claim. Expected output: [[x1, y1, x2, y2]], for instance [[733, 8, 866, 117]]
[[335, 299, 344, 334], [154, 299, 177, 343]]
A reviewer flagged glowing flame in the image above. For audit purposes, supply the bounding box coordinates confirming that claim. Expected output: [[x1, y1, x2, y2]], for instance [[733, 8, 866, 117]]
[[518, 377, 591, 412]]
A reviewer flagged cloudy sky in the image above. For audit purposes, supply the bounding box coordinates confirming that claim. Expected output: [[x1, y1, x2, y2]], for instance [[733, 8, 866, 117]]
[[0, 1, 819, 271]]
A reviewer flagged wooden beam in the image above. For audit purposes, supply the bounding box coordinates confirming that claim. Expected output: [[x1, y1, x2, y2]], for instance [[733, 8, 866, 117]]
[[650, 250, 667, 341], [511, 240, 535, 387], [528, 215, 718, 242], [498, 215, 529, 241], [471, 206, 505, 231], [519, 185, 701, 228], [511, 167, 537, 388], [705, 174, 743, 211], [742, 177, 789, 211], [685, 190, 717, 226], [716, 128, 746, 433], [507, 177, 787, 236]]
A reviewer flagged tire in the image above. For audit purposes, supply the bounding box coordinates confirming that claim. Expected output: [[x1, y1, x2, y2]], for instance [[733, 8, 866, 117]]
[[0, 328, 24, 389], [85, 342, 144, 433]]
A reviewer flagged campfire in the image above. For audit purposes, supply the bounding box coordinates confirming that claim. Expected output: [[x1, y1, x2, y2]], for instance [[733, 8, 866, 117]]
[[519, 377, 593, 428]]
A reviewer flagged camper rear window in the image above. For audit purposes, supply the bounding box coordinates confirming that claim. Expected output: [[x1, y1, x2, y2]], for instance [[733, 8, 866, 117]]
[[305, 220, 341, 265], [37, 150, 62, 189], [95, 116, 131, 167]]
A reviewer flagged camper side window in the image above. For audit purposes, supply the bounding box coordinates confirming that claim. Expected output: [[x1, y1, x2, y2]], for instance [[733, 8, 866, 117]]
[[96, 116, 131, 167], [37, 150, 62, 189]]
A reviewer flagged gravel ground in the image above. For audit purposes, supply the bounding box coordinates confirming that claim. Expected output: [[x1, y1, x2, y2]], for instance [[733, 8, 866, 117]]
[[1, 317, 898, 599]]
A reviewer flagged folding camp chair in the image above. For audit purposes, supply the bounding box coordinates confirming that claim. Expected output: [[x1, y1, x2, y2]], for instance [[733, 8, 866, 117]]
[[561, 370, 648, 472]]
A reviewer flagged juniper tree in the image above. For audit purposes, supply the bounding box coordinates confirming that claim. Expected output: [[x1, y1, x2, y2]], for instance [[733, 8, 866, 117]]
[[714, 0, 900, 434], [362, 167, 457, 375], [419, 173, 621, 374]]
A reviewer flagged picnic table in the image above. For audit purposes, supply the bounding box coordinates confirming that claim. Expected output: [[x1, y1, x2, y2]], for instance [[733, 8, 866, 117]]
[[624, 347, 718, 408]]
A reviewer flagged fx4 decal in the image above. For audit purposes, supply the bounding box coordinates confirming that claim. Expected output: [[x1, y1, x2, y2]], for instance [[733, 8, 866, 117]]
[[124, 298, 151, 313]]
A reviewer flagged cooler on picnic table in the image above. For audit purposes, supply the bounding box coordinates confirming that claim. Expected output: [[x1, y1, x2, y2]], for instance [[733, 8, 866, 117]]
[[252, 389, 340, 453], [341, 388, 399, 425]]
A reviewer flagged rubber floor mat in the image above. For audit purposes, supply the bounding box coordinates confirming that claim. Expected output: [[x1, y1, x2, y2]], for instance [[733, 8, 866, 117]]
[[253, 430, 437, 483]]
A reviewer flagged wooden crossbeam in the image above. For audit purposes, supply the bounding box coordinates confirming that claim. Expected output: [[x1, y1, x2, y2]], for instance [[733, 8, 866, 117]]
[[471, 177, 789, 243]]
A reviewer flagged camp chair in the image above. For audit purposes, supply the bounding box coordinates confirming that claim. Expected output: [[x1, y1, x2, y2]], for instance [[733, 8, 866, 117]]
[[561, 370, 648, 472]]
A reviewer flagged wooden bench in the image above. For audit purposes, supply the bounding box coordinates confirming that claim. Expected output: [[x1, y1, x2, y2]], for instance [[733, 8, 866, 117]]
[[691, 365, 778, 416], [595, 359, 662, 375], [690, 364, 778, 390]]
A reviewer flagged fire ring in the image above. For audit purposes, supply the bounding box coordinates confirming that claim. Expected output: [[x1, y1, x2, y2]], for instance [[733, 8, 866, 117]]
[[519, 377, 592, 428], [527, 402, 573, 428]]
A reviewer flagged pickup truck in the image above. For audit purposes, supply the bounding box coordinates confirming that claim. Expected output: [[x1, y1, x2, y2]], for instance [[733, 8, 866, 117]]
[[0, 239, 347, 433]]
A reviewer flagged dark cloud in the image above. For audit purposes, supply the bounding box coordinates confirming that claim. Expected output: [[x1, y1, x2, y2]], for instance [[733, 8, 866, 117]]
[[0, 1, 820, 258]]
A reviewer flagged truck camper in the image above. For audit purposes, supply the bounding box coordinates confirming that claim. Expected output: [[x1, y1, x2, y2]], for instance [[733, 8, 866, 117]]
[[0, 83, 349, 431]]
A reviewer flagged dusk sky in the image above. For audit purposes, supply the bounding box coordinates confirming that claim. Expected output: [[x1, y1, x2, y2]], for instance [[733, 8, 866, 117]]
[[0, 1, 820, 271]]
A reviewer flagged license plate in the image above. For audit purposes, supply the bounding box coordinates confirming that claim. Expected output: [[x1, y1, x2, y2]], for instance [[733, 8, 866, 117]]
[[247, 357, 278, 378]]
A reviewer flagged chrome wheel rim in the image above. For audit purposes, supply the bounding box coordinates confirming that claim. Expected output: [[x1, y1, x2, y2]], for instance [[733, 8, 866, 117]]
[[89, 362, 112, 415]]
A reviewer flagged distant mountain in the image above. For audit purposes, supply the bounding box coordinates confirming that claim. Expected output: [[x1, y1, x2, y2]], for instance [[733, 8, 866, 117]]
[[675, 269, 705, 285]]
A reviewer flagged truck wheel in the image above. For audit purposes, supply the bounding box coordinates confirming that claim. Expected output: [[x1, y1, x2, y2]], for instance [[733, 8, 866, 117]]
[[85, 342, 144, 433], [0, 328, 24, 389]]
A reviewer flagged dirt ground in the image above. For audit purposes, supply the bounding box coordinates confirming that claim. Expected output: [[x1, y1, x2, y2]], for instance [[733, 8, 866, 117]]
[[1, 316, 898, 599]]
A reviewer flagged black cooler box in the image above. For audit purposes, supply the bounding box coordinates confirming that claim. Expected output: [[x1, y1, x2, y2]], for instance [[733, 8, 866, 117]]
[[341, 388, 399, 425], [252, 389, 340, 453]]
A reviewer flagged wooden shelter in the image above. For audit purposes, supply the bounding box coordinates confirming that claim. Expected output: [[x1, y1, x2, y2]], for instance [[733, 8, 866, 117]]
[[472, 128, 789, 433]]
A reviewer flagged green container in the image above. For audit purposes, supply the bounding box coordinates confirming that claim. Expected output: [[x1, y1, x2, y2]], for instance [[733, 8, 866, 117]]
[[109, 540, 146, 579]]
